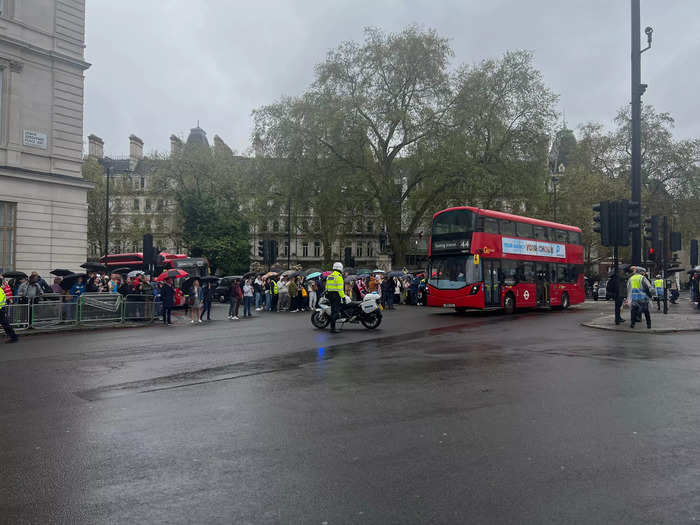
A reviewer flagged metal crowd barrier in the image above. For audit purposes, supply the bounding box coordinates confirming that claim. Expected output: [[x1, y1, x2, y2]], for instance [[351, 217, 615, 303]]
[[6, 293, 159, 331]]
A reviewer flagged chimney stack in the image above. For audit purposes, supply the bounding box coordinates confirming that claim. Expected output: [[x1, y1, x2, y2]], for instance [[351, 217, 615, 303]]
[[87, 134, 104, 159], [129, 134, 143, 169], [170, 134, 183, 156]]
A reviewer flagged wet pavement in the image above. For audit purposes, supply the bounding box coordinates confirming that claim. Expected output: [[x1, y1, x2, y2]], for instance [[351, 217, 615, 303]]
[[2, 301, 700, 524]]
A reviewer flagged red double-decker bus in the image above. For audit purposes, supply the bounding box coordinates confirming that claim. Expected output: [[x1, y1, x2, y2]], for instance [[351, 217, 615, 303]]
[[426, 206, 585, 313]]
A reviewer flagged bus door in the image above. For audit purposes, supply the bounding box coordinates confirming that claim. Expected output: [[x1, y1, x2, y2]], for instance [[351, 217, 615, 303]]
[[536, 263, 549, 306], [484, 260, 501, 307]]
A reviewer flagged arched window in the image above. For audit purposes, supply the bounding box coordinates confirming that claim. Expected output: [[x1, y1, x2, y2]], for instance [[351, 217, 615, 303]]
[[367, 221, 374, 233], [367, 242, 374, 257]]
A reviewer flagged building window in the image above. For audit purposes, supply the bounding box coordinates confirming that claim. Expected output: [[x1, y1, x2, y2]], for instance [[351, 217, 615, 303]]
[[356, 242, 363, 258], [314, 241, 321, 257], [367, 241, 374, 257], [145, 199, 152, 212], [367, 221, 374, 233], [283, 241, 289, 257], [0, 201, 16, 271], [273, 220, 279, 232], [140, 176, 145, 190], [133, 199, 140, 211], [302, 242, 309, 257], [157, 199, 163, 211]]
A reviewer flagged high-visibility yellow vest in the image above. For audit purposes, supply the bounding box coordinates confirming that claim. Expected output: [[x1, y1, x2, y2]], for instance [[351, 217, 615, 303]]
[[654, 279, 664, 294], [272, 281, 278, 295], [0, 288, 6, 309], [326, 271, 345, 298], [629, 274, 647, 302]]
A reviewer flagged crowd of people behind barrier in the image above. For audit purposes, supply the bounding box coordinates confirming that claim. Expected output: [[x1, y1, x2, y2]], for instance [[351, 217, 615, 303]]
[[0, 268, 429, 336]]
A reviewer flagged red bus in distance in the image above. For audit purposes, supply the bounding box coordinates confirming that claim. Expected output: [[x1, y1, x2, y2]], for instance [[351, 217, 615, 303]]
[[426, 206, 585, 313]]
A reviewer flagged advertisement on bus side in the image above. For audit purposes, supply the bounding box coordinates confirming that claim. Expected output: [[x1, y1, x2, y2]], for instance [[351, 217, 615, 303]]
[[501, 237, 566, 258]]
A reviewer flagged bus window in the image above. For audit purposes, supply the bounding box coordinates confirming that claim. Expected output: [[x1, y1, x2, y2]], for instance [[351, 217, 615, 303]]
[[556, 264, 567, 283], [433, 210, 476, 236], [569, 231, 582, 244], [502, 260, 518, 284], [522, 262, 535, 283], [517, 222, 534, 239], [500, 220, 515, 236], [484, 218, 499, 234], [534, 226, 547, 240], [555, 229, 568, 243]]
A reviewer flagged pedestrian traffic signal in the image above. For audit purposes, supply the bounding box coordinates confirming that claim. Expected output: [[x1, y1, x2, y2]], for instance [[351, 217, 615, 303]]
[[593, 201, 612, 246], [648, 246, 655, 262], [257, 240, 265, 258]]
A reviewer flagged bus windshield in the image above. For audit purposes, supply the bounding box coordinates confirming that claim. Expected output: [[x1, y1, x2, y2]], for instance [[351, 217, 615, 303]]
[[432, 209, 475, 236], [428, 255, 481, 289]]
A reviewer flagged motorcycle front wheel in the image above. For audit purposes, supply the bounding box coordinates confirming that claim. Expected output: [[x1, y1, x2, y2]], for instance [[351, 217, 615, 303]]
[[360, 312, 382, 329], [311, 311, 330, 329]]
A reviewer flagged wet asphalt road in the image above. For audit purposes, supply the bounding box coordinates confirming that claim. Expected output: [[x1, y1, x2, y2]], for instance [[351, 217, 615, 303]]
[[2, 301, 700, 524]]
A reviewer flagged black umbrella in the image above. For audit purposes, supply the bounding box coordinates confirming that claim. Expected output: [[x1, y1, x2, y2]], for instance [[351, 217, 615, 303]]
[[50, 269, 73, 276], [201, 276, 220, 283], [2, 271, 27, 279], [60, 273, 87, 290], [110, 267, 132, 275], [387, 271, 406, 278], [81, 262, 108, 271]]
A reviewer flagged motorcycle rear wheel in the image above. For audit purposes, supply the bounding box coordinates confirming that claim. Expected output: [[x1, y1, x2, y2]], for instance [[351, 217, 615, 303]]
[[311, 311, 330, 329], [360, 312, 382, 329]]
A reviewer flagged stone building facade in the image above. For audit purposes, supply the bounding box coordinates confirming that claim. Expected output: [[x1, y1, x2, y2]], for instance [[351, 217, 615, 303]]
[[0, 0, 90, 276], [86, 133, 181, 256]]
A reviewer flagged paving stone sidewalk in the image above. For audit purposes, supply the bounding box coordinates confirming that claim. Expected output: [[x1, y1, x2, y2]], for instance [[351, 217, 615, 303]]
[[583, 301, 700, 333]]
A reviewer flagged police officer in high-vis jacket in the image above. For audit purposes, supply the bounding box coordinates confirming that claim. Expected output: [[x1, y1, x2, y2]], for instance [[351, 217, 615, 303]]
[[326, 262, 347, 333], [627, 267, 653, 329], [0, 283, 18, 343], [653, 274, 665, 311]]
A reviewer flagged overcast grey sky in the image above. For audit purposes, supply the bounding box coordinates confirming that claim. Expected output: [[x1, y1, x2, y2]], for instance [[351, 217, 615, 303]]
[[83, 0, 700, 157]]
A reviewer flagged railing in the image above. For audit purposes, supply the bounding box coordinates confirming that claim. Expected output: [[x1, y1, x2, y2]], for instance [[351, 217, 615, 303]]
[[6, 293, 161, 331]]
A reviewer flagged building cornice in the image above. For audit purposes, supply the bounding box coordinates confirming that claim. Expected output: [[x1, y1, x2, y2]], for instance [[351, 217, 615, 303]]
[[0, 165, 94, 189], [0, 33, 90, 70]]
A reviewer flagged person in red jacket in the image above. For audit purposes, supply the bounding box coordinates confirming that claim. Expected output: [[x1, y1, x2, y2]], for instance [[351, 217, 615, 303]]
[[228, 278, 243, 320], [0, 275, 13, 304]]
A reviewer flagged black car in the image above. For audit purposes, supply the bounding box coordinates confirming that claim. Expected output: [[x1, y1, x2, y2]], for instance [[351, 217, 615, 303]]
[[214, 276, 240, 303]]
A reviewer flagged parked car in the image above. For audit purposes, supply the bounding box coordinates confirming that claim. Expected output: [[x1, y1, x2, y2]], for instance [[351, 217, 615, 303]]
[[594, 280, 613, 301], [214, 276, 235, 303]]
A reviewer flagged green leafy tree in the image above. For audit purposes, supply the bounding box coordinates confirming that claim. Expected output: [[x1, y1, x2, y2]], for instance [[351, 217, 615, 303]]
[[157, 137, 250, 274]]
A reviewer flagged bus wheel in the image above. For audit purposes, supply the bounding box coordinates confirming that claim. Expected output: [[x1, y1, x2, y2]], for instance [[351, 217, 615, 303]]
[[504, 293, 515, 315], [561, 293, 570, 310]]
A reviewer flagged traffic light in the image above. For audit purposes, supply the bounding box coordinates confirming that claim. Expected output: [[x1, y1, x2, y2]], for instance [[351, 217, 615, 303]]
[[268, 240, 278, 265], [257, 240, 265, 258], [670, 231, 682, 253], [624, 200, 640, 247], [592, 201, 612, 246], [691, 239, 698, 267], [648, 246, 656, 262], [644, 215, 659, 255]]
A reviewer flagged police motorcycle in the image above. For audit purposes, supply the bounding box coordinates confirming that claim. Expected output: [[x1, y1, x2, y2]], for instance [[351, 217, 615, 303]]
[[311, 291, 382, 330]]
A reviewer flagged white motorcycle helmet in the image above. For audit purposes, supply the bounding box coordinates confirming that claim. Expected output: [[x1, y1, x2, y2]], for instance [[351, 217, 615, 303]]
[[333, 262, 343, 271]]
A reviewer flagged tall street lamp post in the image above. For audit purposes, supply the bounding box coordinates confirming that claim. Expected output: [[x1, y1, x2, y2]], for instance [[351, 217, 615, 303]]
[[104, 166, 113, 258], [630, 0, 653, 264]]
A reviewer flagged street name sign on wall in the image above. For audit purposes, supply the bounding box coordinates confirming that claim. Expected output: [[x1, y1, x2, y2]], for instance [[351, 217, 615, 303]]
[[502, 237, 566, 258], [23, 130, 48, 149]]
